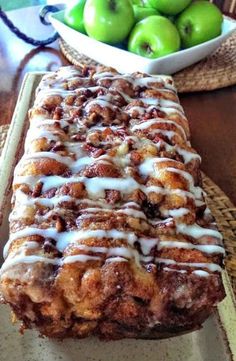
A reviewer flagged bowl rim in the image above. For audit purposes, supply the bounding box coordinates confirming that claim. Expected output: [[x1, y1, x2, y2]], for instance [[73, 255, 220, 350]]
[[50, 11, 236, 65]]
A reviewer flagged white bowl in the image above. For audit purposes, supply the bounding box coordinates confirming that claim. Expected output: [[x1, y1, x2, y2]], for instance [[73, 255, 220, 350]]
[[50, 11, 236, 75]]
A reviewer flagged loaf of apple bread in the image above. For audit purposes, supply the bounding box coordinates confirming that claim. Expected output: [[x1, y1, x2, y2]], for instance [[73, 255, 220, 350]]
[[0, 66, 225, 339]]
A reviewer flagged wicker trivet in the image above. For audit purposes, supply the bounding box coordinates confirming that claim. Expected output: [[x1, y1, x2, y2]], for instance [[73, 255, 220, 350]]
[[59, 29, 236, 93], [0, 125, 9, 158], [0, 124, 236, 294]]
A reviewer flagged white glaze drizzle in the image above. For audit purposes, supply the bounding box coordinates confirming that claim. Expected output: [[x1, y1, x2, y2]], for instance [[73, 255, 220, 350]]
[[63, 255, 101, 264], [163, 267, 210, 277], [158, 241, 225, 255], [131, 118, 187, 140], [0, 255, 59, 273], [126, 104, 186, 119], [93, 72, 176, 91], [155, 258, 222, 272], [1, 249, 221, 274], [12, 190, 146, 219], [161, 208, 190, 218], [13, 174, 200, 205], [163, 267, 187, 274], [176, 223, 223, 241], [25, 130, 59, 145], [105, 257, 128, 263], [135, 98, 184, 112], [138, 238, 157, 255], [192, 270, 210, 277], [4, 227, 138, 258], [139, 157, 179, 177], [165, 167, 203, 199]]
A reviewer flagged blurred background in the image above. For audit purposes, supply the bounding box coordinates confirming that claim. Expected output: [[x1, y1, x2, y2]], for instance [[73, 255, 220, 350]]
[[0, 1, 45, 11], [0, 1, 68, 11], [0, 0, 43, 11]]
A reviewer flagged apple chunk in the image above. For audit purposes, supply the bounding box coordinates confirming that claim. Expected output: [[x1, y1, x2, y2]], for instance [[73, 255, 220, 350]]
[[128, 15, 180, 59]]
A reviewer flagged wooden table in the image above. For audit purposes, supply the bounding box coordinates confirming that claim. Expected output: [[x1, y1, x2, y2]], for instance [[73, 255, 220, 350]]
[[1, 6, 236, 204]]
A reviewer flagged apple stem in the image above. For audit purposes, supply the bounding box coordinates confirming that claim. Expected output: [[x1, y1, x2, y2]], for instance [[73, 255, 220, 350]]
[[184, 23, 192, 35], [109, 0, 117, 12], [142, 43, 153, 55]]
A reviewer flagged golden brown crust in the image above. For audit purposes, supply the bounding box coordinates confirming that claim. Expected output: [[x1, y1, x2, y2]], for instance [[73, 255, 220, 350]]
[[0, 65, 225, 339]]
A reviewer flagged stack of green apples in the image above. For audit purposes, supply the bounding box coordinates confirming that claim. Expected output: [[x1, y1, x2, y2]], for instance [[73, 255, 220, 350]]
[[64, 0, 223, 59]]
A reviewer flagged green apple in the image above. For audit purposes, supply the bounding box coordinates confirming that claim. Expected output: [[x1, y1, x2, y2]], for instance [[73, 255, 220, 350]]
[[131, 0, 146, 4], [128, 15, 180, 59], [84, 0, 135, 44], [145, 0, 192, 15], [131, 0, 150, 5], [64, 0, 86, 34], [176, 1, 223, 48], [133, 5, 160, 23]]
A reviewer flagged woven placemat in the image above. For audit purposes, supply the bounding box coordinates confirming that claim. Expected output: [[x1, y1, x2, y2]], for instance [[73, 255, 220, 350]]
[[0, 124, 236, 294], [59, 26, 236, 93]]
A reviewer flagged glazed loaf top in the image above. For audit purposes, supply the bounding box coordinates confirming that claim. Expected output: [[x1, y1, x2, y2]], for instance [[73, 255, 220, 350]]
[[0, 66, 225, 338]]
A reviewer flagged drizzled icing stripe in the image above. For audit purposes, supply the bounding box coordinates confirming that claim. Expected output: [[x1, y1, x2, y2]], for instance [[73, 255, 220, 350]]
[[63, 255, 101, 264], [131, 118, 187, 140], [17, 153, 99, 172], [158, 241, 225, 255], [139, 157, 180, 177], [126, 104, 186, 119], [176, 223, 223, 241], [166, 167, 203, 199], [20, 140, 200, 179], [0, 255, 60, 273], [27, 123, 196, 167], [4, 228, 138, 258], [161, 208, 190, 218], [19, 153, 130, 170], [1, 244, 222, 275], [4, 222, 224, 265], [25, 130, 59, 144], [29, 117, 70, 128], [155, 258, 222, 272], [13, 174, 201, 203], [0, 254, 126, 274], [93, 72, 176, 91], [162, 267, 210, 277], [10, 200, 147, 223], [12, 189, 145, 214]]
